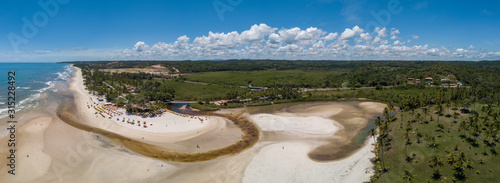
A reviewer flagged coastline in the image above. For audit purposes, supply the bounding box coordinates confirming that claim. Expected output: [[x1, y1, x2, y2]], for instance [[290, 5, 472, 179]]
[[0, 65, 383, 182], [63, 66, 261, 159]]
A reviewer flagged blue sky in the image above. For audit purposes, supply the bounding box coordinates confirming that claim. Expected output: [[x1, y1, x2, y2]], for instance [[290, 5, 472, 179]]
[[1, 0, 499, 62]]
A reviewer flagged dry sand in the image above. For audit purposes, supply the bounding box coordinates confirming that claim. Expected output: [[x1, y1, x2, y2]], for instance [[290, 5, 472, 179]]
[[242, 138, 377, 183], [0, 66, 386, 182]]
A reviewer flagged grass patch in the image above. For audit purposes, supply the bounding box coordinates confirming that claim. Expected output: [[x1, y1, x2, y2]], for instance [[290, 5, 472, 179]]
[[160, 81, 250, 100], [184, 70, 344, 88]]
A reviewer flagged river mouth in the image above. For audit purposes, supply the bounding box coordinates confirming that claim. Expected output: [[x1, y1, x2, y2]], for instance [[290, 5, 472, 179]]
[[57, 95, 260, 162]]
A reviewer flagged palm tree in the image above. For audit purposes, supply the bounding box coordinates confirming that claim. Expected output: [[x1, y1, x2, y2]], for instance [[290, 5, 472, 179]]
[[432, 168, 443, 181], [384, 107, 391, 122], [422, 107, 429, 122], [402, 169, 415, 183], [446, 101, 452, 115], [453, 111, 459, 120], [379, 136, 386, 171], [369, 128, 377, 142], [481, 104, 493, 116], [375, 116, 383, 135], [388, 102, 395, 113], [428, 155, 444, 168], [415, 113, 422, 124], [403, 131, 410, 158], [435, 104, 444, 124], [428, 137, 438, 149]]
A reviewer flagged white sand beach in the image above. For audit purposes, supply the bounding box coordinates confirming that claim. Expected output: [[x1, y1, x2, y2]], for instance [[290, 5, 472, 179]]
[[0, 66, 385, 183], [242, 138, 376, 183]]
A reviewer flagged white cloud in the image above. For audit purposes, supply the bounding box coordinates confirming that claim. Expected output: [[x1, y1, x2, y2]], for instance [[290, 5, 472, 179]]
[[116, 24, 500, 61], [276, 27, 301, 44], [240, 23, 277, 43], [193, 31, 241, 50], [295, 27, 327, 44], [372, 27, 389, 45], [339, 25, 364, 40], [322, 32, 338, 41], [390, 28, 400, 40], [133, 41, 150, 52], [357, 33, 372, 43], [375, 27, 388, 38]]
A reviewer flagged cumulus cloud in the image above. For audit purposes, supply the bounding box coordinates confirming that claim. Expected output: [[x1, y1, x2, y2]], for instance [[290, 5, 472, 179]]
[[240, 24, 277, 43], [117, 24, 500, 61], [133, 41, 150, 52], [357, 33, 372, 43], [322, 32, 338, 41], [193, 31, 241, 50], [339, 26, 364, 40], [372, 27, 389, 45]]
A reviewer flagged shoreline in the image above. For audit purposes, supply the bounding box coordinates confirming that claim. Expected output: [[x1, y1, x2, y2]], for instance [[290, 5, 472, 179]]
[[67, 65, 384, 180], [1, 65, 383, 182], [60, 66, 261, 161]]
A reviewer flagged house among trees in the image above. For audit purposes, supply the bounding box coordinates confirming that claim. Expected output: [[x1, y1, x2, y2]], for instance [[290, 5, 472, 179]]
[[215, 100, 228, 106], [425, 77, 433, 84], [407, 78, 415, 84], [127, 87, 136, 92]]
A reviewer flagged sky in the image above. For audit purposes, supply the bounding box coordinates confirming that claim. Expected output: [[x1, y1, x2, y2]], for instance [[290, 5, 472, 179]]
[[1, 0, 499, 62]]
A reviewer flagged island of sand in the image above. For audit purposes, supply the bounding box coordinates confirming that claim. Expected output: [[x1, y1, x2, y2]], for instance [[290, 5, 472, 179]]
[[0, 66, 386, 183]]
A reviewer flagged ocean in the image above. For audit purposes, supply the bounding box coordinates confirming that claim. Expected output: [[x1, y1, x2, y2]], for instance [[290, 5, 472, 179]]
[[0, 63, 74, 119]]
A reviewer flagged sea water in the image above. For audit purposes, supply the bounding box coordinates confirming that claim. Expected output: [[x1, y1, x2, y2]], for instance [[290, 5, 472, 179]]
[[0, 63, 73, 119]]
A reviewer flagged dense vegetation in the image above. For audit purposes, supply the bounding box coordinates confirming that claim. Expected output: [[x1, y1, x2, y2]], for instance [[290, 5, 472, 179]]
[[72, 60, 500, 112], [70, 60, 500, 89], [183, 70, 344, 88]]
